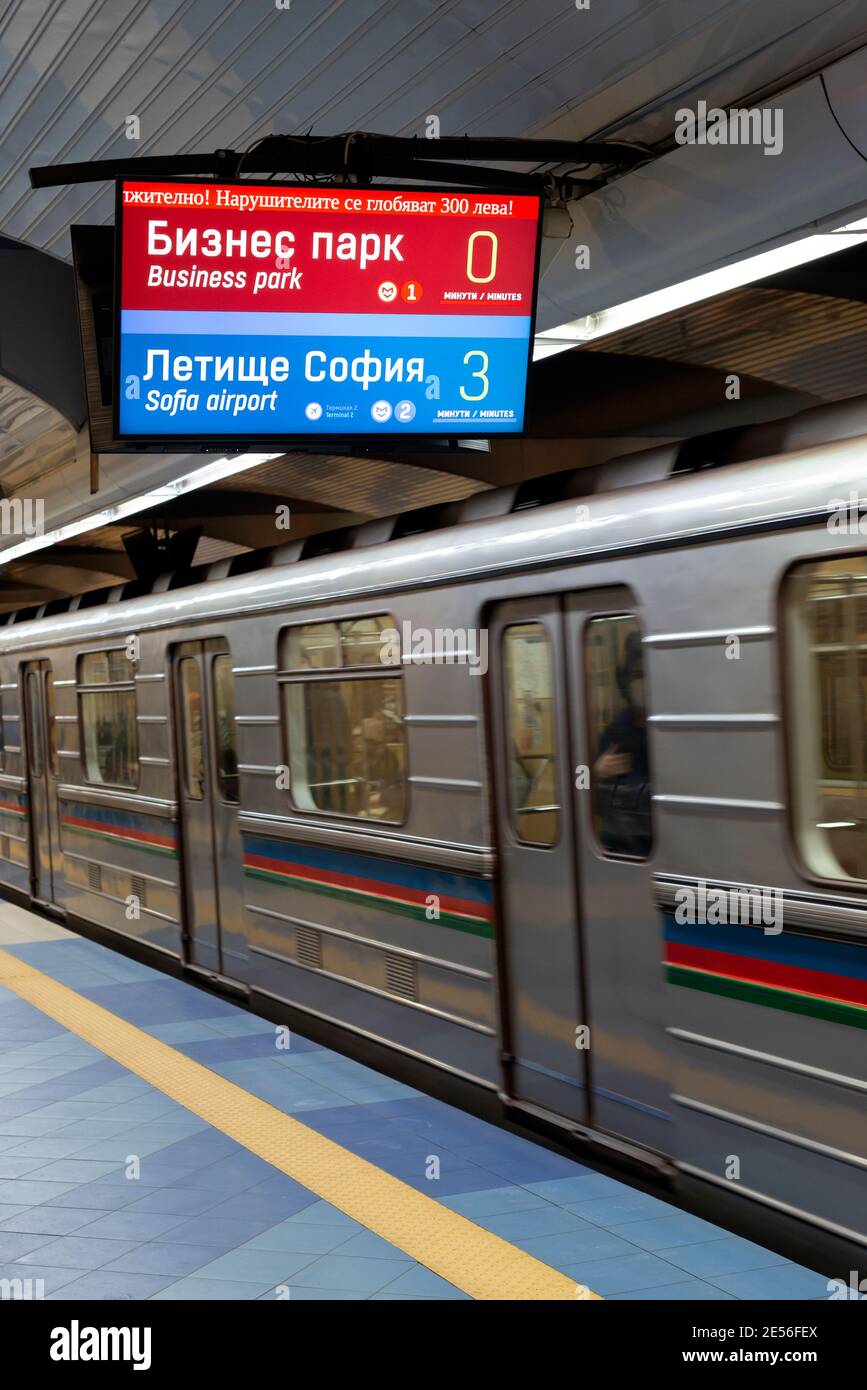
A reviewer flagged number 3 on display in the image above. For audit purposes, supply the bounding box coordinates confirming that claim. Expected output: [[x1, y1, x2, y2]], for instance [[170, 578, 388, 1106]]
[[460, 350, 489, 401]]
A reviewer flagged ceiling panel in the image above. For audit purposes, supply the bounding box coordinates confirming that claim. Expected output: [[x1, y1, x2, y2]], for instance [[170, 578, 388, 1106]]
[[1, 0, 865, 257]]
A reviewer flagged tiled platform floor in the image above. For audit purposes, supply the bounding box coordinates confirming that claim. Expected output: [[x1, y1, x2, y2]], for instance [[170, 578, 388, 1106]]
[[0, 909, 831, 1300]]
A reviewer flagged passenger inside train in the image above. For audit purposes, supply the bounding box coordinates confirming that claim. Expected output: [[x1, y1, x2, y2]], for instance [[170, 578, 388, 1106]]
[[591, 624, 652, 857]]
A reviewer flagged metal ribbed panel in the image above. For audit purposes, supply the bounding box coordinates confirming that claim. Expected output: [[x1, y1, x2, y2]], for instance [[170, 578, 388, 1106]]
[[385, 952, 418, 1002], [87, 861, 101, 892], [295, 924, 322, 969]]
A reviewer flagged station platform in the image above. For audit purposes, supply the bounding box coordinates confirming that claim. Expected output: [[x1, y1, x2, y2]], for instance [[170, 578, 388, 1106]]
[[0, 903, 831, 1302]]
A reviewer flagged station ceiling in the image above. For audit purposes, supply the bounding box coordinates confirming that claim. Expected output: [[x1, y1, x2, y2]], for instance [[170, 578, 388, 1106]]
[[2, 0, 867, 609]]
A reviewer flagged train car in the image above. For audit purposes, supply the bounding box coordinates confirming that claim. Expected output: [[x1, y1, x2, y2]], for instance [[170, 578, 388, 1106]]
[[2, 399, 867, 1269]]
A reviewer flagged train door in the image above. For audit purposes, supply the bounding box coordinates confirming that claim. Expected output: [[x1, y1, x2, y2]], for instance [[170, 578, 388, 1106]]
[[173, 639, 245, 979], [490, 591, 668, 1153], [489, 599, 589, 1123], [23, 660, 63, 906]]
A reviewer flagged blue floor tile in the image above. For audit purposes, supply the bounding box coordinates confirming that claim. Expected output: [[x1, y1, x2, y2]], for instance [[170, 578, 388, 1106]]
[[16, 1233, 140, 1269], [244, 1220, 354, 1255], [192, 1247, 318, 1283], [608, 1280, 736, 1300], [151, 1276, 275, 1299], [441, 1187, 549, 1218], [46, 1183, 158, 1212], [612, 1212, 735, 1251], [517, 1228, 640, 1265], [525, 1174, 626, 1204], [152, 1214, 274, 1248], [709, 1266, 833, 1299], [374, 1264, 471, 1299], [70, 1209, 191, 1241], [477, 1205, 591, 1241], [661, 1236, 791, 1278], [45, 1269, 176, 1300], [560, 1252, 698, 1296], [204, 1192, 317, 1224], [0, 1230, 53, 1260], [125, 1188, 222, 1217], [284, 1253, 410, 1293], [0, 1206, 100, 1236], [0, 1261, 87, 1295], [564, 1192, 677, 1227], [334, 1230, 414, 1261], [103, 1243, 218, 1277]]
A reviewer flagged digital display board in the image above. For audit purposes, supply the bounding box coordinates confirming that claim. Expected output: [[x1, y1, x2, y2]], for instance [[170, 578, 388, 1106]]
[[115, 180, 542, 443]]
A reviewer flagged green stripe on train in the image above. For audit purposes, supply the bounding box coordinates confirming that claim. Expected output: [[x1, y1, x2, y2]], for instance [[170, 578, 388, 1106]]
[[243, 864, 494, 938], [60, 823, 178, 859], [666, 964, 867, 1030]]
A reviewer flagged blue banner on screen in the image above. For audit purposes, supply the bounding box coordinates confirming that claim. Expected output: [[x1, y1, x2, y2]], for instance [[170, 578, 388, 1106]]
[[117, 181, 542, 441]]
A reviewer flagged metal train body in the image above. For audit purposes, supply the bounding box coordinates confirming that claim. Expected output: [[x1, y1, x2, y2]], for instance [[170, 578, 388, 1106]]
[[2, 424, 867, 1263]]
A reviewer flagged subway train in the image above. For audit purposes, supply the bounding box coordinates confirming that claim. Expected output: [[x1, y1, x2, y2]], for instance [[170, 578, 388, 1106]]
[[2, 398, 867, 1269]]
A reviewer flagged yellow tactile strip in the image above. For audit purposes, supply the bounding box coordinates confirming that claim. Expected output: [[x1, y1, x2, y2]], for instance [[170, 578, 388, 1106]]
[[0, 947, 600, 1301]]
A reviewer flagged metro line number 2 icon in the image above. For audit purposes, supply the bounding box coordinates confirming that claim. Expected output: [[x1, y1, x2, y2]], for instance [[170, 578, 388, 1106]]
[[115, 180, 543, 443]]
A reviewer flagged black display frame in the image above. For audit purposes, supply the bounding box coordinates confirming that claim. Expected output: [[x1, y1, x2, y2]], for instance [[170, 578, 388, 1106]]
[[112, 177, 544, 450]]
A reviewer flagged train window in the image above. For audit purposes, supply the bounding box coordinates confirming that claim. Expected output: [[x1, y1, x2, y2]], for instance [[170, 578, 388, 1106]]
[[785, 556, 867, 882], [212, 654, 239, 804], [45, 675, 58, 778], [178, 658, 205, 801], [586, 615, 653, 858], [280, 615, 407, 821], [26, 672, 43, 777], [502, 623, 560, 846], [77, 649, 138, 789]]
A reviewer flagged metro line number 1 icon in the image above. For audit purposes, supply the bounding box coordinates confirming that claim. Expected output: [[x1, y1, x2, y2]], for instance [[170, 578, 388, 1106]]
[[115, 180, 543, 443]]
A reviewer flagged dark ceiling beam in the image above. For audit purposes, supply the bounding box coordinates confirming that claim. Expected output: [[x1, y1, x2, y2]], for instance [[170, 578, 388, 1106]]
[[49, 548, 133, 576], [151, 491, 349, 521], [0, 237, 86, 427], [29, 133, 647, 193]]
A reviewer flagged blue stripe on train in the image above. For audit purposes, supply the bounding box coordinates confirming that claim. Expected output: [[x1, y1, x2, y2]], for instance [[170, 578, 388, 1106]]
[[664, 915, 867, 982], [242, 833, 493, 906]]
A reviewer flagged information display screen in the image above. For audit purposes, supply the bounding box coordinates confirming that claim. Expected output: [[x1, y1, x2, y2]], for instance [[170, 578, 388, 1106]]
[[115, 180, 542, 442]]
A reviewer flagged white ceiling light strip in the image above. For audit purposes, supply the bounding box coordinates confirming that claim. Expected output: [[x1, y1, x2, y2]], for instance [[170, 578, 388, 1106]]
[[533, 216, 867, 360], [0, 451, 284, 566]]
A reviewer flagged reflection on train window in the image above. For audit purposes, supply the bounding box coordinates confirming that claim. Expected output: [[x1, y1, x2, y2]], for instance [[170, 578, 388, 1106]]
[[280, 616, 406, 822], [586, 615, 653, 859], [785, 556, 867, 882], [212, 654, 239, 804], [45, 675, 58, 778], [78, 650, 138, 789], [503, 623, 560, 846], [26, 672, 43, 777], [179, 658, 204, 801]]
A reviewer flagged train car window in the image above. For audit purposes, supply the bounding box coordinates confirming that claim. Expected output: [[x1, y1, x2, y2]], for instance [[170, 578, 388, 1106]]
[[586, 615, 653, 859], [502, 623, 560, 846], [280, 615, 407, 822], [212, 654, 239, 804], [45, 675, 58, 778], [26, 672, 43, 777], [77, 649, 139, 789], [179, 658, 205, 801], [784, 555, 867, 882]]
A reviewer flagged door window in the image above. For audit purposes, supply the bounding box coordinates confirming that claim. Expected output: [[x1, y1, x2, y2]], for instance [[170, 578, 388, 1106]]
[[502, 622, 560, 846], [179, 658, 205, 800], [26, 671, 43, 776], [585, 614, 653, 858], [212, 654, 239, 804]]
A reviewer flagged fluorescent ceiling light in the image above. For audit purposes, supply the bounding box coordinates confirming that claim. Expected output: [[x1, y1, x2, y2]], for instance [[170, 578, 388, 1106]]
[[533, 216, 867, 360], [0, 451, 283, 566]]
